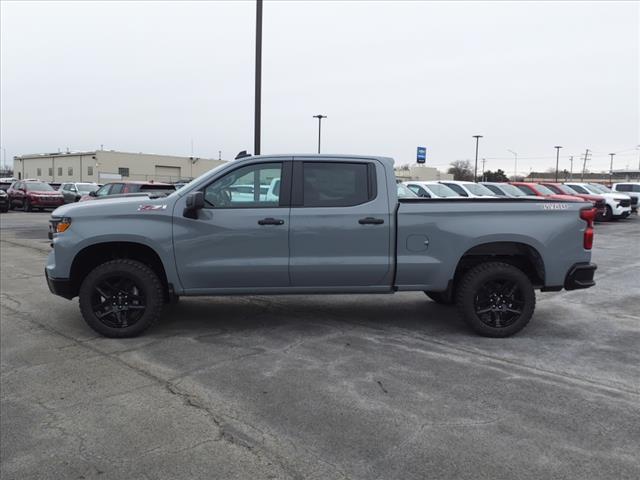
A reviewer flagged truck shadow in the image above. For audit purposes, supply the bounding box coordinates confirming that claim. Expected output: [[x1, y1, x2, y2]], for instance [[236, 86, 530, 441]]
[[156, 294, 469, 338]]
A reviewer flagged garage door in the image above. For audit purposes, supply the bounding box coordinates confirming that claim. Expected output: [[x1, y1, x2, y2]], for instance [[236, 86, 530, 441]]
[[155, 166, 181, 181]]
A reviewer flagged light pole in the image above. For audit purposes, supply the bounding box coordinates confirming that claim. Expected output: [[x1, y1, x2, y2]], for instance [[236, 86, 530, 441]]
[[254, 0, 263, 155], [507, 149, 518, 180], [609, 152, 615, 185], [472, 135, 482, 181], [313, 114, 327, 153], [554, 146, 562, 182]]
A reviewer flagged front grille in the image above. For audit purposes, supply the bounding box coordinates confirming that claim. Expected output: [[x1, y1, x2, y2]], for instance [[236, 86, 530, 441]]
[[619, 199, 631, 208]]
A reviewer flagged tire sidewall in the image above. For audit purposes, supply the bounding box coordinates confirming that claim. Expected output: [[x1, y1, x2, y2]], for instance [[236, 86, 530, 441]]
[[79, 260, 163, 338], [457, 263, 535, 337]]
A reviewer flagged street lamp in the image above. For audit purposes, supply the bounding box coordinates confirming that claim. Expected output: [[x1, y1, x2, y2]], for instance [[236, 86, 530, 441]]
[[472, 135, 483, 181], [313, 114, 327, 154], [507, 149, 518, 180], [554, 146, 562, 182]]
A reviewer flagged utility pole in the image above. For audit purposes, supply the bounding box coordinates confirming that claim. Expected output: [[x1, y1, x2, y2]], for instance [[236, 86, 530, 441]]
[[608, 153, 615, 186], [313, 114, 327, 153], [569, 156, 574, 180], [481, 158, 486, 181], [218, 150, 222, 161], [581, 149, 590, 182], [554, 146, 562, 182], [472, 135, 482, 181], [254, 0, 263, 155]]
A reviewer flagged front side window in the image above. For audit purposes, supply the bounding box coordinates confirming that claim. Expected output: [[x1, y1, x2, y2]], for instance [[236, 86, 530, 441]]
[[110, 183, 124, 194], [303, 162, 370, 207], [407, 184, 429, 197], [203, 162, 282, 208], [95, 184, 111, 197]]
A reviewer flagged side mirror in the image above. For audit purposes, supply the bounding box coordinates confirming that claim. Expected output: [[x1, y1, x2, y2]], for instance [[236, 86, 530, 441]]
[[184, 191, 205, 219], [89, 190, 97, 197]]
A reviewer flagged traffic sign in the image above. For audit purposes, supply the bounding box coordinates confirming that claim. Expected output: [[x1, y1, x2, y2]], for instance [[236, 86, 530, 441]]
[[417, 146, 426, 164]]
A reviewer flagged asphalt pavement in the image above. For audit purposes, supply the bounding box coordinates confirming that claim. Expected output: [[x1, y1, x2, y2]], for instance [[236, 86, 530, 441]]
[[1, 210, 639, 480]]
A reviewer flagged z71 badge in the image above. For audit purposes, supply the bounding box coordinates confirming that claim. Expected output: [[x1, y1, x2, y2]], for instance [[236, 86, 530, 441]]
[[542, 203, 569, 210], [138, 204, 167, 211]]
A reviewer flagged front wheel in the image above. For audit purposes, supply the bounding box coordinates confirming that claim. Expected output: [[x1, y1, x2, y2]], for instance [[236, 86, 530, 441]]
[[456, 262, 535, 337], [79, 259, 164, 337]]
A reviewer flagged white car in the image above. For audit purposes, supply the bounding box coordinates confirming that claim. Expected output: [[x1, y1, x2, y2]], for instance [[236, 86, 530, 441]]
[[438, 180, 496, 198], [480, 182, 538, 198], [397, 183, 418, 198], [611, 182, 639, 213], [402, 181, 461, 198], [565, 182, 631, 220]]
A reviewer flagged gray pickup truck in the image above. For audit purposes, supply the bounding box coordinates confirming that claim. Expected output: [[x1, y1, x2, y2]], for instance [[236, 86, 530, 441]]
[[46, 155, 597, 338]]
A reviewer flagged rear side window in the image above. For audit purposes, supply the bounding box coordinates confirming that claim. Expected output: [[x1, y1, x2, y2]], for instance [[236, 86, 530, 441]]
[[302, 162, 372, 207], [515, 185, 536, 195], [484, 185, 505, 196]]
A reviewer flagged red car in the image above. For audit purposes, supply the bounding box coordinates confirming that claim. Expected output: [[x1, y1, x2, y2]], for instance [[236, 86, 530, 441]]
[[539, 182, 607, 218], [7, 180, 65, 211], [80, 181, 176, 201], [510, 182, 588, 203]]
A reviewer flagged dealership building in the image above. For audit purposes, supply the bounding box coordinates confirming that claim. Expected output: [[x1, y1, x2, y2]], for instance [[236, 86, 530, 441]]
[[13, 150, 226, 183]]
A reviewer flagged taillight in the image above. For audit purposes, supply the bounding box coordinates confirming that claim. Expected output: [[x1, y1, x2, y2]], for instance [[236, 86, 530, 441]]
[[580, 207, 595, 250]]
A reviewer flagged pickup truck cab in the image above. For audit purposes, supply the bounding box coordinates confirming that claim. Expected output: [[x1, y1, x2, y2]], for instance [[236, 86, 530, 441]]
[[46, 155, 597, 338]]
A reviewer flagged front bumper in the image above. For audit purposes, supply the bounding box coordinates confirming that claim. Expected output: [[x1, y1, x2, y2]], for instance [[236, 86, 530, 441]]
[[564, 263, 597, 290], [45, 268, 75, 299]]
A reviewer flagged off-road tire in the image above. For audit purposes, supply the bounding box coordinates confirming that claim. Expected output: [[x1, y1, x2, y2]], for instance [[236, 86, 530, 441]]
[[424, 291, 453, 305], [455, 262, 536, 337], [79, 259, 164, 338]]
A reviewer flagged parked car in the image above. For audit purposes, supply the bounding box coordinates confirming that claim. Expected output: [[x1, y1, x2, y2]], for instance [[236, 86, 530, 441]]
[[610, 182, 639, 213], [0, 189, 9, 212], [396, 183, 418, 198], [438, 180, 496, 198], [0, 182, 12, 192], [7, 180, 65, 211], [47, 154, 597, 339], [80, 181, 176, 201], [402, 181, 461, 198], [480, 182, 538, 198], [510, 182, 588, 204], [564, 182, 631, 221], [59, 182, 100, 203], [539, 182, 607, 219]]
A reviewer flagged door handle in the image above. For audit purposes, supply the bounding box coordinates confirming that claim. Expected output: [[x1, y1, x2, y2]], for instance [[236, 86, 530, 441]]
[[358, 217, 384, 225], [258, 217, 285, 226]]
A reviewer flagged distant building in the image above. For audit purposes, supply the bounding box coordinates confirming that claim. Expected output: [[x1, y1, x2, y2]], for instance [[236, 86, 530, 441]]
[[394, 165, 453, 182], [526, 169, 640, 184], [13, 150, 226, 183]]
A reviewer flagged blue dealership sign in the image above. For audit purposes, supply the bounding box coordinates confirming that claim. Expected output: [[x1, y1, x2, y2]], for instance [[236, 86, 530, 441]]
[[417, 146, 426, 163]]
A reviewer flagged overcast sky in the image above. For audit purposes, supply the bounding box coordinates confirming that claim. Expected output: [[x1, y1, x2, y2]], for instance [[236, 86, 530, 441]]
[[1, 0, 638, 174]]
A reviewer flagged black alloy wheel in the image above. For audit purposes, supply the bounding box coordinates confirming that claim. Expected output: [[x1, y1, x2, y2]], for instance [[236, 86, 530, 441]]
[[473, 279, 524, 328], [91, 275, 147, 329], [79, 259, 164, 337]]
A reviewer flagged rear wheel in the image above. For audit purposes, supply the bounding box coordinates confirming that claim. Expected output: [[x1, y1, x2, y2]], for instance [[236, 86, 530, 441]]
[[79, 259, 164, 337], [456, 262, 535, 337], [600, 205, 613, 221]]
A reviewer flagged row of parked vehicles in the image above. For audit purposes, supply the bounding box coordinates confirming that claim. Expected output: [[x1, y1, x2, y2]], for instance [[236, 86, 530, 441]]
[[399, 180, 639, 221], [0, 179, 177, 212]]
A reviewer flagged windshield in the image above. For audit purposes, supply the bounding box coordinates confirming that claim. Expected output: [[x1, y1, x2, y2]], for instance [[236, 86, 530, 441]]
[[25, 182, 54, 191], [583, 185, 605, 195], [426, 183, 459, 197], [534, 184, 555, 195], [500, 184, 527, 196], [589, 183, 612, 193], [466, 183, 495, 196], [77, 184, 98, 193], [397, 184, 417, 198]]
